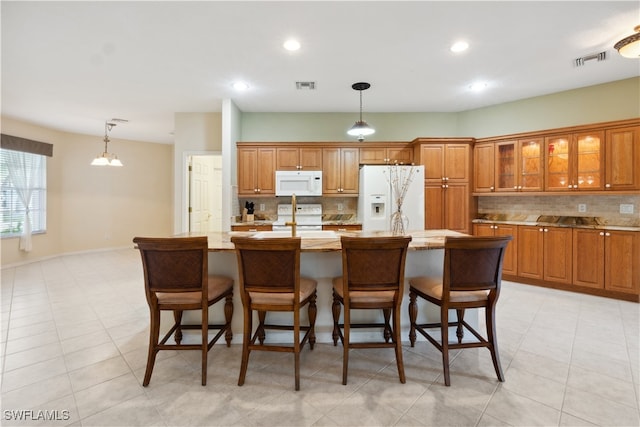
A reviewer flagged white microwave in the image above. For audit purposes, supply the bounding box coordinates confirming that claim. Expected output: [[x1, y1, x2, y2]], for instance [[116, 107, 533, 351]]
[[275, 170, 323, 196]]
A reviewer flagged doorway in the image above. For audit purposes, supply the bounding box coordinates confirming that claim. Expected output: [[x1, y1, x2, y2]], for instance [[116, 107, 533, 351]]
[[188, 154, 223, 233]]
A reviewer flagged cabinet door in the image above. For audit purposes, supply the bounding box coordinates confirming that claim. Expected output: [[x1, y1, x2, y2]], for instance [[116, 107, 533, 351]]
[[495, 141, 516, 192], [606, 126, 640, 190], [340, 148, 360, 194], [474, 223, 494, 236], [299, 148, 323, 170], [276, 147, 300, 170], [444, 183, 469, 233], [424, 184, 443, 230], [238, 148, 258, 195], [575, 131, 603, 190], [360, 147, 387, 164], [256, 148, 276, 194], [422, 145, 445, 183], [605, 231, 640, 294], [543, 227, 572, 284], [518, 226, 544, 280], [545, 135, 571, 191], [495, 224, 517, 276], [572, 229, 604, 289], [474, 143, 495, 192], [387, 147, 413, 164], [445, 144, 470, 182], [322, 148, 341, 194], [519, 138, 543, 191]]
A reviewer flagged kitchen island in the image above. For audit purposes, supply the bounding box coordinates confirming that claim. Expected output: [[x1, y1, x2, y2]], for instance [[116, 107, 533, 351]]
[[180, 229, 471, 343]]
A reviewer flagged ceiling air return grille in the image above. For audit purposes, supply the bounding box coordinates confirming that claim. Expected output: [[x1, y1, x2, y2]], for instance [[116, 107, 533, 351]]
[[296, 81, 316, 90], [574, 51, 607, 67]]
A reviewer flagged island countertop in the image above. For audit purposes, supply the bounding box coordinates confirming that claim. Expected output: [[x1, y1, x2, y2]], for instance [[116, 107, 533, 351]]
[[178, 229, 468, 252]]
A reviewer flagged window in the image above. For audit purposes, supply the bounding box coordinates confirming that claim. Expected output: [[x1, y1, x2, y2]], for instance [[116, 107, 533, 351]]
[[0, 149, 47, 238]]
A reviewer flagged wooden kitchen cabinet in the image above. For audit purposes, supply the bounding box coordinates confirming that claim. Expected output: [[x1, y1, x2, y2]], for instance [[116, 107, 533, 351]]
[[415, 139, 473, 233], [474, 223, 518, 276], [545, 131, 604, 191], [360, 146, 413, 165], [322, 147, 359, 195], [495, 138, 543, 192], [573, 228, 640, 295], [517, 225, 572, 284], [237, 147, 276, 196], [231, 224, 273, 232], [322, 224, 362, 231], [473, 142, 495, 193], [276, 147, 322, 170], [605, 126, 640, 191], [425, 182, 469, 233]]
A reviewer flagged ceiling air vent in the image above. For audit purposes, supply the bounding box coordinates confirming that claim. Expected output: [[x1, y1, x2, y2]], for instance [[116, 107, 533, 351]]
[[574, 51, 607, 67], [296, 81, 316, 90]]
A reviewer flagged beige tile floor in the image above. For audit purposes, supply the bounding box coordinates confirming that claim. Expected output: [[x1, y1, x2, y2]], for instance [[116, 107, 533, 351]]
[[1, 248, 638, 426]]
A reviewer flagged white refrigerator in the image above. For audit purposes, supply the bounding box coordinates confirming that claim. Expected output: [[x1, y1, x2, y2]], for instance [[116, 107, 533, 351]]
[[358, 165, 425, 232]]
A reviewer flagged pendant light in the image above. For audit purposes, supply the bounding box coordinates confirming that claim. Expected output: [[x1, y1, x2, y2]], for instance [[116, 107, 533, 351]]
[[347, 82, 375, 141], [91, 120, 123, 167], [614, 25, 640, 59]]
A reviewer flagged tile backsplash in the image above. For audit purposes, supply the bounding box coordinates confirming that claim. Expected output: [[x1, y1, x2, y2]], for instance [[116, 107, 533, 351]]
[[478, 195, 640, 227]]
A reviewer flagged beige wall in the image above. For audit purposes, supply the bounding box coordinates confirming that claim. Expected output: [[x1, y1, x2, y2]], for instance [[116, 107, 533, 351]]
[[1, 117, 173, 266]]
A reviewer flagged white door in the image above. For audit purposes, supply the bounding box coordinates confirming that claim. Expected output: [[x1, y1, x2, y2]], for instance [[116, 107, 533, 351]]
[[189, 155, 222, 233]]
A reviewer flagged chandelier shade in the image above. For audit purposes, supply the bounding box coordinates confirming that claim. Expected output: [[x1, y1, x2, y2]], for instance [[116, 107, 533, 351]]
[[91, 121, 124, 167], [347, 82, 375, 141], [614, 25, 640, 59]]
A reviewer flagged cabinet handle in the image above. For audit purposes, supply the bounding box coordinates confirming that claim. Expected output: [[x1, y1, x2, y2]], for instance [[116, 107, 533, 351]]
[[490, 186, 494, 191], [567, 185, 572, 189], [605, 183, 611, 188], [605, 232, 611, 237], [539, 228, 544, 232], [599, 232, 605, 236], [573, 184, 578, 189], [514, 186, 518, 190], [544, 228, 549, 232], [518, 186, 522, 190]]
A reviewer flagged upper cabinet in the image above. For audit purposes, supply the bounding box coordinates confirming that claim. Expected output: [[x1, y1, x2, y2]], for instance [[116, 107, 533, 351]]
[[473, 142, 495, 193], [237, 147, 276, 196], [420, 143, 470, 183], [276, 147, 322, 171], [605, 126, 640, 191], [360, 146, 413, 165], [322, 147, 359, 195], [545, 131, 604, 191], [495, 138, 543, 192]]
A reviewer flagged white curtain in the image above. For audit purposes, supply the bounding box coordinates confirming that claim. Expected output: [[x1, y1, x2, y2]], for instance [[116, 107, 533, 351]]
[[5, 150, 44, 252]]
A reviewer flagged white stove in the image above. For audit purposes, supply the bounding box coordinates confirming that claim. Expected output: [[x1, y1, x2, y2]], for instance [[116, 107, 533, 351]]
[[273, 204, 323, 231]]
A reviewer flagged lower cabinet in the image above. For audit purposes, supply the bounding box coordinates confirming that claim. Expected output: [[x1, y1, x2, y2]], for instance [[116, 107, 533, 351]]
[[574, 229, 640, 294], [322, 224, 362, 231], [473, 223, 518, 276], [517, 225, 572, 285], [231, 224, 273, 232]]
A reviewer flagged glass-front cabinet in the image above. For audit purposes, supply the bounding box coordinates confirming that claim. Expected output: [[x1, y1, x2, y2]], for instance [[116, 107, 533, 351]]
[[495, 138, 543, 192], [545, 131, 603, 191]]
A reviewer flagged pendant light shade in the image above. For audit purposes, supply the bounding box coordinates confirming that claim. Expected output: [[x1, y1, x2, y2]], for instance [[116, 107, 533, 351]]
[[91, 120, 124, 167], [615, 25, 640, 59], [347, 82, 375, 141]]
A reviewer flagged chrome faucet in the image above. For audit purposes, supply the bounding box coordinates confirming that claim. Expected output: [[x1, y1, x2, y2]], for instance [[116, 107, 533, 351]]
[[285, 194, 297, 237]]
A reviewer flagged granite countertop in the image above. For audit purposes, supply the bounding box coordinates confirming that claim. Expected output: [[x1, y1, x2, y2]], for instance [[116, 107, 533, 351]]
[[473, 214, 640, 232], [183, 229, 467, 252]]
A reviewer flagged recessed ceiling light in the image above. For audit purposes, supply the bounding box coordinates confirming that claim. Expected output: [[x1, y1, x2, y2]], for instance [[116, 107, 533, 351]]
[[469, 81, 488, 92], [450, 41, 469, 53], [283, 39, 301, 51], [232, 81, 249, 91]]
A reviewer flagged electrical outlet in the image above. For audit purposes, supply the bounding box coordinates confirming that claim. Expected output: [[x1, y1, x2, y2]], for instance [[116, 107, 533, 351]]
[[259, 203, 265, 211], [337, 203, 344, 211], [620, 204, 634, 214], [578, 204, 587, 213]]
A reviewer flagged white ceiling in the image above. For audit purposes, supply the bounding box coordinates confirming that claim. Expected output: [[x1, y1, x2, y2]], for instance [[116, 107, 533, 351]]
[[2, 1, 639, 144]]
